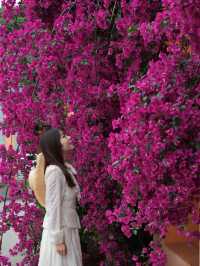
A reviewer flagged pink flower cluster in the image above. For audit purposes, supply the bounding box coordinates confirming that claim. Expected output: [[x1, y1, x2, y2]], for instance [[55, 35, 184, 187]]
[[0, 0, 199, 265]]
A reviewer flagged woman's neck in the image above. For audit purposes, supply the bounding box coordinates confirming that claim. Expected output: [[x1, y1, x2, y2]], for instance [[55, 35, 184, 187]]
[[63, 151, 73, 163]]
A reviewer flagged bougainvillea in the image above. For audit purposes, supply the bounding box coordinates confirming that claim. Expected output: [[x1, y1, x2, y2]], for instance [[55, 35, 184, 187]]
[[0, 1, 199, 265]]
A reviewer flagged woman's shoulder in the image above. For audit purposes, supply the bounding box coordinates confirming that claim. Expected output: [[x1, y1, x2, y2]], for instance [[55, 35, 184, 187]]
[[45, 165, 66, 187]]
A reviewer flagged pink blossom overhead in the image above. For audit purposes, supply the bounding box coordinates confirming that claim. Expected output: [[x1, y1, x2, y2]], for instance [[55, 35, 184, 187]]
[[0, 0, 199, 265]]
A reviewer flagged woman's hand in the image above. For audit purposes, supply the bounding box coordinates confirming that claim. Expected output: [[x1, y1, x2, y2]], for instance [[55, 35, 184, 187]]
[[55, 243, 67, 256]]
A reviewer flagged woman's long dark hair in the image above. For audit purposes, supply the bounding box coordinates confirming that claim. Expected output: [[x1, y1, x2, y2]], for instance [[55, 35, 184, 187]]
[[39, 128, 76, 188]]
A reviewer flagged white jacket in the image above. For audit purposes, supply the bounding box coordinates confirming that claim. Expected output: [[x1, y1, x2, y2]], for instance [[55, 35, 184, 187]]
[[42, 163, 81, 244]]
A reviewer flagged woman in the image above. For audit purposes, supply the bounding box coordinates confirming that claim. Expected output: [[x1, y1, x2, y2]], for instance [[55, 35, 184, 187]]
[[38, 128, 82, 266]]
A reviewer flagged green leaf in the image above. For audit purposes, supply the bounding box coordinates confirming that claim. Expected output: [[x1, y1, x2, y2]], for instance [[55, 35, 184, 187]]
[[133, 229, 138, 235], [172, 116, 181, 128], [0, 17, 6, 25], [129, 85, 140, 93], [160, 19, 168, 28], [128, 24, 137, 36], [133, 166, 140, 174], [16, 16, 26, 24], [81, 59, 89, 65]]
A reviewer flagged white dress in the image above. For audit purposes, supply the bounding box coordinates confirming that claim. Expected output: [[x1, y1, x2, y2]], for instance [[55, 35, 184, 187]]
[[38, 163, 82, 266]]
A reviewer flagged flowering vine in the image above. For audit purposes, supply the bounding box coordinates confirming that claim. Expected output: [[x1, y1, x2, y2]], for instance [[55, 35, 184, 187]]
[[0, 1, 199, 265]]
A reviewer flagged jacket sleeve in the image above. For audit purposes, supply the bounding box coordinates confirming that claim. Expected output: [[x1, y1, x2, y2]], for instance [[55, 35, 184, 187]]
[[45, 166, 65, 245]]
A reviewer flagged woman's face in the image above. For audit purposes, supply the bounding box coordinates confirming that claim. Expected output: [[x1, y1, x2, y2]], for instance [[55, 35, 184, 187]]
[[59, 130, 74, 151]]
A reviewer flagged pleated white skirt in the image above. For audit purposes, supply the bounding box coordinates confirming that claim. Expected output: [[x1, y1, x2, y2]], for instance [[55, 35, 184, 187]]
[[38, 227, 82, 266]]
